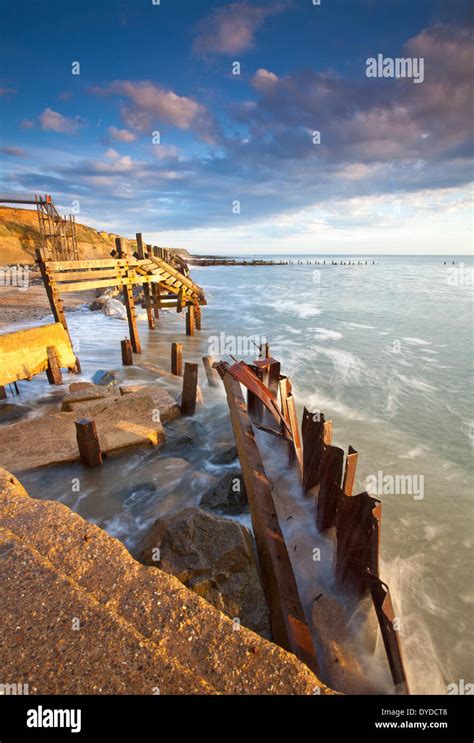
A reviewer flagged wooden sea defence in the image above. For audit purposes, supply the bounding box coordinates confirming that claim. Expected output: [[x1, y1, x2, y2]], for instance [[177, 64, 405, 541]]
[[33, 232, 206, 370], [215, 353, 409, 694]]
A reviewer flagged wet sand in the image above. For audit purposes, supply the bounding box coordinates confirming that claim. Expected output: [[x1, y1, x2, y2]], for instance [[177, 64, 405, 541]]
[[0, 281, 95, 329]]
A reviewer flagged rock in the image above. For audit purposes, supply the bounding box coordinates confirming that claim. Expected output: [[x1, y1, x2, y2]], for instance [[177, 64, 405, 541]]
[[92, 370, 119, 387], [199, 471, 247, 515], [136, 507, 271, 639], [101, 297, 127, 320], [211, 446, 238, 465]]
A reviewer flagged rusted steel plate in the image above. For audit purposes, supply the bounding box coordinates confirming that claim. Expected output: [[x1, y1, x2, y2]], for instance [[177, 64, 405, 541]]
[[335, 491, 381, 596], [367, 573, 409, 694], [254, 357, 281, 400], [317, 444, 345, 532], [301, 408, 333, 493], [342, 445, 359, 496], [217, 362, 321, 677], [226, 360, 292, 438], [285, 394, 303, 478]]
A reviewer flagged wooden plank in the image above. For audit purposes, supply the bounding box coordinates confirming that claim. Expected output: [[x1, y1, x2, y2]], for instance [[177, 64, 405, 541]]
[[219, 365, 321, 676], [181, 362, 198, 416], [52, 268, 125, 283], [46, 259, 129, 271]]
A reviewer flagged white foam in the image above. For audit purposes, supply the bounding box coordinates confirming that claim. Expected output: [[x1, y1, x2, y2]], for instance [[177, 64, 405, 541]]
[[313, 327, 343, 341]]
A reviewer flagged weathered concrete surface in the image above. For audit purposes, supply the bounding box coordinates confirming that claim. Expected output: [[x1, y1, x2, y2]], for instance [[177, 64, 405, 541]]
[[61, 384, 117, 411], [0, 322, 77, 386], [136, 507, 270, 639], [0, 395, 165, 473], [63, 382, 181, 423], [119, 384, 181, 422], [0, 469, 333, 695]]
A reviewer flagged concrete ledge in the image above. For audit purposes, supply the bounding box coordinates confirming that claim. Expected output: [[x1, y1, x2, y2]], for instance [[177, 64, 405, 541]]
[[0, 469, 334, 695]]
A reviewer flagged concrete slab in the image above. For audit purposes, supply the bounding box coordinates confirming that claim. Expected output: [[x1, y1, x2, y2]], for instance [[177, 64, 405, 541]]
[[0, 395, 165, 472]]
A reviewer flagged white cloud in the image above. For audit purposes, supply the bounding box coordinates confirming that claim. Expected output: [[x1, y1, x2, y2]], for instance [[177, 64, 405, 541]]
[[108, 125, 136, 142], [39, 108, 81, 134]]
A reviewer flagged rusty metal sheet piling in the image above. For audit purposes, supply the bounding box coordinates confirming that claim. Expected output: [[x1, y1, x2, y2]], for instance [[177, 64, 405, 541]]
[[336, 491, 381, 596], [215, 361, 321, 677], [301, 408, 333, 493], [317, 444, 345, 532], [367, 573, 409, 694], [342, 445, 359, 496]]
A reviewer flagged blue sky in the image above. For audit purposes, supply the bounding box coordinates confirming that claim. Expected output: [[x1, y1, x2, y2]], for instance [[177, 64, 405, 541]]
[[0, 0, 472, 253]]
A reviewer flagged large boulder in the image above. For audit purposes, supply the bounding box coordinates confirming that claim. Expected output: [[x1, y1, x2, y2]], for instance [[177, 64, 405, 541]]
[[136, 507, 271, 639], [199, 471, 247, 515]]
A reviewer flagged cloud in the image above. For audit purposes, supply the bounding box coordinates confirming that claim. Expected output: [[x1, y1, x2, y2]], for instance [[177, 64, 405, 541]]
[[0, 146, 27, 157], [39, 107, 83, 134], [192, 2, 285, 56], [251, 68, 279, 91], [108, 125, 136, 142], [91, 80, 218, 143], [21, 119, 34, 129], [0, 87, 16, 96]]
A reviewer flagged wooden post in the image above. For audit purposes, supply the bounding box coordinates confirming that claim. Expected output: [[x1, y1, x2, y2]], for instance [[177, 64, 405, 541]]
[[75, 418, 102, 467], [46, 346, 62, 385], [202, 356, 220, 387], [35, 248, 69, 331], [171, 342, 183, 377], [148, 246, 160, 319], [186, 304, 195, 336], [0, 386, 7, 401], [121, 338, 133, 366], [35, 247, 81, 373], [116, 238, 142, 354], [195, 303, 202, 330], [181, 362, 198, 416], [136, 233, 155, 330]]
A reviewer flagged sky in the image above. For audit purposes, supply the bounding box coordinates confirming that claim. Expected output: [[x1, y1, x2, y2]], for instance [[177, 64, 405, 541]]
[[0, 0, 472, 254]]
